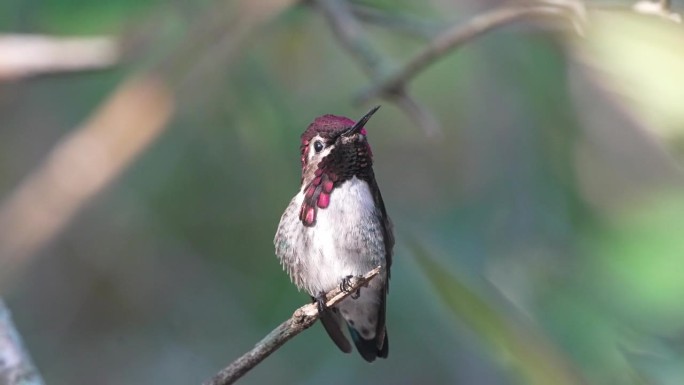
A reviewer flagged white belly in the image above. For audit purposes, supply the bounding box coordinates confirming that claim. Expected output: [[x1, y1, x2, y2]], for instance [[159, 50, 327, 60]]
[[309, 177, 373, 289], [297, 177, 385, 294]]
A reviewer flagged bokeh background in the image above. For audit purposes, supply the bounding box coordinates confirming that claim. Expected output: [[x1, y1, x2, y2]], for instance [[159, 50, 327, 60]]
[[1, 1, 683, 384]]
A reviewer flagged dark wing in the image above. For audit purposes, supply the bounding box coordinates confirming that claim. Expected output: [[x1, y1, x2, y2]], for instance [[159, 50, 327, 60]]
[[369, 174, 394, 280], [369, 173, 393, 360]]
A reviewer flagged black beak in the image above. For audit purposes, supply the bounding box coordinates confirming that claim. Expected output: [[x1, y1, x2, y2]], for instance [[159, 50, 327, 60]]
[[342, 105, 381, 137]]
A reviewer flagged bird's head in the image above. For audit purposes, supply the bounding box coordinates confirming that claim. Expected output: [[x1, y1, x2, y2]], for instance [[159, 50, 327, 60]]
[[297, 106, 381, 226]]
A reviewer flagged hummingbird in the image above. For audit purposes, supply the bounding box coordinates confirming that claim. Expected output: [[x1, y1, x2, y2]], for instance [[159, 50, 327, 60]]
[[274, 106, 393, 362]]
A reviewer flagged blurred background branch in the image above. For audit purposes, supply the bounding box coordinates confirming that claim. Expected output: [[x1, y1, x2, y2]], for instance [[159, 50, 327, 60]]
[[348, 3, 444, 39], [308, 0, 588, 136], [0, 76, 174, 290], [0, 0, 297, 291], [311, 0, 442, 135], [356, 2, 583, 105], [0, 34, 119, 81]]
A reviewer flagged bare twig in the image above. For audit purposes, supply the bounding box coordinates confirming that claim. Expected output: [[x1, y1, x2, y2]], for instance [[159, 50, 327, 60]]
[[393, 92, 442, 136], [203, 266, 382, 385], [312, 0, 441, 135], [0, 299, 44, 385], [313, 0, 584, 134], [357, 5, 581, 104], [349, 3, 443, 39], [313, 0, 390, 77], [0, 34, 118, 81]]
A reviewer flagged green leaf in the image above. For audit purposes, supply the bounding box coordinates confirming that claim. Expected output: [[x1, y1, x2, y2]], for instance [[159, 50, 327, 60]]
[[411, 241, 588, 385]]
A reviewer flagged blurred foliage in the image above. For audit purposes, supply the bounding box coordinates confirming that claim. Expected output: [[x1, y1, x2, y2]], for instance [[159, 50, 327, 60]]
[[1, 1, 684, 385], [574, 11, 684, 155], [412, 241, 588, 385]]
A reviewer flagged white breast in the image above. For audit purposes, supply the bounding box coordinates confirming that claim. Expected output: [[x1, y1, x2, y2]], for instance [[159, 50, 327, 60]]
[[300, 176, 385, 294]]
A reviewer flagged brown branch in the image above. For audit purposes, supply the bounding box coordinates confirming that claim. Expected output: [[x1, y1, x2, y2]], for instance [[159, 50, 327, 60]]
[[0, 299, 44, 385], [357, 5, 580, 104], [203, 266, 383, 385]]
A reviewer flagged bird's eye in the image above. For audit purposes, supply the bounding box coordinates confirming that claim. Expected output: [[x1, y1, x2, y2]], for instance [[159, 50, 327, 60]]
[[313, 141, 324, 153]]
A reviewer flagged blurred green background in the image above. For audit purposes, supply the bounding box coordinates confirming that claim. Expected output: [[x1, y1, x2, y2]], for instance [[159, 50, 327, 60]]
[[1, 1, 683, 384]]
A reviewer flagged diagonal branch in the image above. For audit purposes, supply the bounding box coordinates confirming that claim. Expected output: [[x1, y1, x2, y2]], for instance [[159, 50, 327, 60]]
[[312, 0, 390, 78], [202, 266, 382, 385], [311, 0, 442, 135], [311, 0, 586, 135], [357, 4, 581, 104]]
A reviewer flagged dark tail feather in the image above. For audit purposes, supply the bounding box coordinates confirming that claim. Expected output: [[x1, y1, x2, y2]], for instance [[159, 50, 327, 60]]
[[320, 309, 352, 353], [378, 331, 389, 358], [348, 327, 389, 362]]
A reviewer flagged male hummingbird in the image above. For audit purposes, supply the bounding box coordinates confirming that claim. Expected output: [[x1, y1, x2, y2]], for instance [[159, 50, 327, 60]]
[[274, 106, 393, 362]]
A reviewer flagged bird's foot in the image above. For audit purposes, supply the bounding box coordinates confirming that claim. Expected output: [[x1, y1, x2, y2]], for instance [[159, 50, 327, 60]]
[[340, 275, 354, 292], [314, 291, 327, 314], [340, 275, 362, 299]]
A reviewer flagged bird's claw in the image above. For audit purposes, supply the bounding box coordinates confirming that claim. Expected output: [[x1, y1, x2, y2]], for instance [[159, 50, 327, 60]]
[[314, 291, 328, 314], [340, 275, 361, 299], [340, 275, 354, 292]]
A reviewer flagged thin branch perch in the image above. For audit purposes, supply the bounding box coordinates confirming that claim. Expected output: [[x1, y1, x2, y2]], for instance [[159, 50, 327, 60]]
[[203, 266, 382, 385]]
